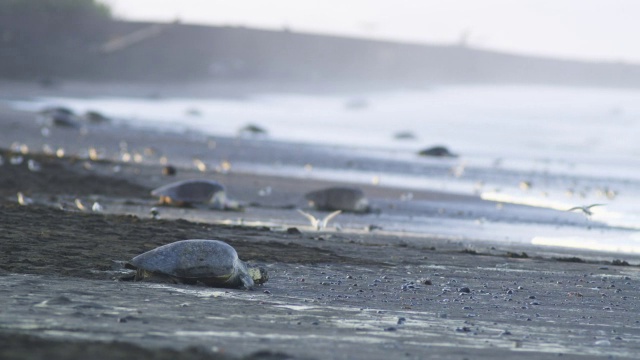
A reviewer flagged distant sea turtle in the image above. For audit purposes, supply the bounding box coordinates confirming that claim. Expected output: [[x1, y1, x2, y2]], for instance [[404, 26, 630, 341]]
[[84, 110, 111, 125], [418, 145, 458, 158], [304, 186, 369, 213], [151, 179, 239, 209], [128, 239, 268, 289], [38, 106, 80, 128]]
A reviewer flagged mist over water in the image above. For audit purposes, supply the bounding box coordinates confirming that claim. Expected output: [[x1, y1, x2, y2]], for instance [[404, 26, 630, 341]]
[[12, 84, 640, 252]]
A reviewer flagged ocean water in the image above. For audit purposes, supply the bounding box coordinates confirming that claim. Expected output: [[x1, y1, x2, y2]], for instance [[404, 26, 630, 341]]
[[11, 84, 640, 253]]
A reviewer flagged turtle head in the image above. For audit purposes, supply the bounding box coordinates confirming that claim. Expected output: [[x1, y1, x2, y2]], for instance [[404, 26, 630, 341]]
[[248, 266, 268, 285]]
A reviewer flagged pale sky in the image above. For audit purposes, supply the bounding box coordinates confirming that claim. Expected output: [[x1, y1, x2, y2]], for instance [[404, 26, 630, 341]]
[[102, 0, 640, 63]]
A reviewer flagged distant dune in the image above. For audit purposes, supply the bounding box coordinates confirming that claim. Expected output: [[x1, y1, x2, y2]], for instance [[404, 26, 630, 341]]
[[3, 20, 640, 88]]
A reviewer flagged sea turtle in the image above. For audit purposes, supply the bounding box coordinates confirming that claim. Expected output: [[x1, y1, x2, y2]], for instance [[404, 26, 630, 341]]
[[128, 239, 268, 289], [151, 179, 239, 209], [84, 110, 111, 125], [38, 106, 80, 128], [417, 145, 458, 158], [304, 186, 370, 213]]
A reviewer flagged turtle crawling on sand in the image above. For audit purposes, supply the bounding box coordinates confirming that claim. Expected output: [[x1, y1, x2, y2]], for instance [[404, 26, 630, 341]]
[[151, 179, 241, 210], [128, 239, 268, 289], [305, 186, 370, 213]]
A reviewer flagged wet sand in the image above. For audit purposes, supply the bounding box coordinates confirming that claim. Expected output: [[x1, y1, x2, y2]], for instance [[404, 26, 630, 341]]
[[2, 88, 640, 359]]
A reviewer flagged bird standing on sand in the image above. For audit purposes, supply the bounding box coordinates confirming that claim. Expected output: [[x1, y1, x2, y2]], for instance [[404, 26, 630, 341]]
[[297, 209, 342, 230], [567, 204, 605, 216], [17, 192, 33, 206]]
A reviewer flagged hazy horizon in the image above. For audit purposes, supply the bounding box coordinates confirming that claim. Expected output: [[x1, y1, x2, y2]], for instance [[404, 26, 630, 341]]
[[102, 0, 640, 64]]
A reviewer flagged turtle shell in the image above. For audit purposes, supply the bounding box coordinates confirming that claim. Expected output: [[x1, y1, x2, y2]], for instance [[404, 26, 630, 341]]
[[151, 179, 225, 204], [130, 239, 247, 287], [304, 187, 369, 212]]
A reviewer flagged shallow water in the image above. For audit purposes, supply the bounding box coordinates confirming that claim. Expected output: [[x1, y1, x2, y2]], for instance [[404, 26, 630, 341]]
[[8, 84, 640, 253]]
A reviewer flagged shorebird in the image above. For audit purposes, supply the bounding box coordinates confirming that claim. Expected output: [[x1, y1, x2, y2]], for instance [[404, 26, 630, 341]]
[[17, 192, 33, 206], [297, 209, 342, 230], [92, 202, 104, 212], [567, 204, 605, 216], [75, 198, 87, 211]]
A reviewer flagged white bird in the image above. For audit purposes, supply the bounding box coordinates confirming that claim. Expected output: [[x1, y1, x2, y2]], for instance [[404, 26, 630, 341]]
[[150, 207, 160, 219], [17, 192, 33, 206], [567, 204, 605, 216], [297, 209, 342, 230], [75, 198, 87, 211], [92, 202, 104, 212], [27, 159, 41, 172]]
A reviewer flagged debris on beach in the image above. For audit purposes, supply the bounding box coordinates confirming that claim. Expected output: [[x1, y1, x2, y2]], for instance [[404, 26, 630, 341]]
[[127, 239, 268, 289], [417, 145, 458, 158], [304, 186, 370, 213]]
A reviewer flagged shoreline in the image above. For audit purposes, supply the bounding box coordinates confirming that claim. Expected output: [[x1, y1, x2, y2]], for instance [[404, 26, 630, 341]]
[[2, 83, 640, 359]]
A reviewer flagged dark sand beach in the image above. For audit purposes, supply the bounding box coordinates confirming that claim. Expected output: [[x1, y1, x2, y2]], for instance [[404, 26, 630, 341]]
[[2, 84, 640, 360]]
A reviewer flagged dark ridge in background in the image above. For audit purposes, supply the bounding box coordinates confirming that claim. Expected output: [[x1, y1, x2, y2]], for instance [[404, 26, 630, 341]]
[[2, 18, 640, 87]]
